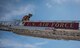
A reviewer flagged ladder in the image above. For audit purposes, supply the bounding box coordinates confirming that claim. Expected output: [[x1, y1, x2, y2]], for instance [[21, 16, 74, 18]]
[[0, 23, 80, 41]]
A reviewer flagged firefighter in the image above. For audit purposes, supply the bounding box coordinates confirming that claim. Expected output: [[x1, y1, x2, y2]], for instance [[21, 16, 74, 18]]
[[22, 14, 32, 21], [22, 14, 32, 24]]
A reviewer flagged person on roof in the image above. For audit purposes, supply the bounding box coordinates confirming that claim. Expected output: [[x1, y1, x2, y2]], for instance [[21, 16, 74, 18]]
[[22, 13, 32, 21]]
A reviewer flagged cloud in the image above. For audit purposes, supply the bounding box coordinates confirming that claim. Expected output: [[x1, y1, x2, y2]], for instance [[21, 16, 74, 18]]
[[52, 0, 66, 4], [0, 0, 35, 21], [46, 0, 66, 8], [46, 3, 53, 8], [0, 4, 35, 21], [46, 0, 80, 8], [52, 0, 80, 4], [0, 39, 48, 48]]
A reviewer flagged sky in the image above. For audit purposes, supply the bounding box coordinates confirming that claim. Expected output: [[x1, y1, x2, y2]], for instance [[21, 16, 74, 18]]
[[0, 0, 80, 48]]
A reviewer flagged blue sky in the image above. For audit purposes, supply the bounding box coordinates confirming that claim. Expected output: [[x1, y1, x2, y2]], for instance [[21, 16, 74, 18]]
[[0, 0, 80, 48], [0, 0, 80, 21]]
